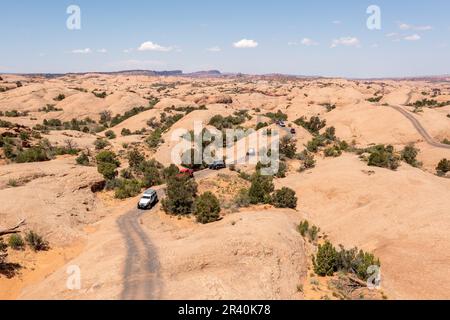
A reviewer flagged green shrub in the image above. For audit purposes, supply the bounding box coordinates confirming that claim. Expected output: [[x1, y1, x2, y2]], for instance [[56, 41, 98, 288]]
[[96, 151, 120, 180], [367, 96, 382, 103], [127, 149, 145, 169], [271, 187, 297, 209], [280, 136, 297, 159], [121, 128, 132, 136], [297, 220, 319, 242], [256, 122, 269, 130], [324, 145, 342, 157], [15, 146, 50, 163], [248, 173, 274, 204], [297, 220, 309, 237], [367, 145, 399, 170], [401, 144, 421, 167], [8, 234, 24, 250], [114, 179, 142, 199], [195, 192, 221, 224], [140, 165, 163, 188], [235, 188, 251, 208], [146, 129, 164, 148], [162, 175, 198, 215], [265, 110, 288, 122], [105, 130, 116, 140], [313, 241, 338, 276], [294, 116, 326, 134], [163, 164, 181, 181], [54, 94, 66, 101], [76, 152, 90, 166], [25, 231, 49, 251], [436, 158, 450, 175], [94, 138, 109, 150], [298, 150, 316, 171]]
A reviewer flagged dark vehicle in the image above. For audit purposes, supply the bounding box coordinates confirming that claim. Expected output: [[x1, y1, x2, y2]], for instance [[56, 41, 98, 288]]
[[137, 189, 159, 210], [209, 160, 226, 170], [290, 128, 296, 134]]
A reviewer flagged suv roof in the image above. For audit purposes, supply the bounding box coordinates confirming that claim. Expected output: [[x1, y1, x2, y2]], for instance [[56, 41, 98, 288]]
[[144, 189, 156, 195]]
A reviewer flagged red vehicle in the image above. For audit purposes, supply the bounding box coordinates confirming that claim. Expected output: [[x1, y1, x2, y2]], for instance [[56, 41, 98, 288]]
[[177, 167, 195, 178]]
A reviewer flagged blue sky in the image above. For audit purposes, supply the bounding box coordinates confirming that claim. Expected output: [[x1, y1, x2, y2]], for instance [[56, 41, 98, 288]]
[[1, 0, 449, 77]]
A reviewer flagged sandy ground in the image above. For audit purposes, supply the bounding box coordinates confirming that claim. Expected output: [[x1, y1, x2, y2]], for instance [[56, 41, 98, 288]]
[[1, 74, 450, 300]]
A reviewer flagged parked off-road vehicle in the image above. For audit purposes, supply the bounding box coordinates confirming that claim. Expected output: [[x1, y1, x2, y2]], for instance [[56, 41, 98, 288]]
[[209, 160, 226, 170], [137, 189, 159, 210]]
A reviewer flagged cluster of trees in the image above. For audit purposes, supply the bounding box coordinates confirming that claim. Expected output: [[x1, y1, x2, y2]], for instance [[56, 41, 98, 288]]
[[294, 116, 327, 135], [407, 98, 450, 109], [366, 145, 400, 170], [265, 110, 288, 122], [1, 137, 79, 163], [237, 172, 298, 209], [38, 104, 62, 113], [161, 174, 222, 224], [313, 240, 380, 281], [0, 110, 29, 117], [35, 117, 103, 134], [367, 96, 383, 103], [208, 111, 249, 130]]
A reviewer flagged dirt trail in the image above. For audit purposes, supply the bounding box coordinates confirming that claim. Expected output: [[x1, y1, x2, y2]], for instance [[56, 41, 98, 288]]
[[385, 91, 450, 149], [116, 170, 216, 300], [117, 207, 162, 300]]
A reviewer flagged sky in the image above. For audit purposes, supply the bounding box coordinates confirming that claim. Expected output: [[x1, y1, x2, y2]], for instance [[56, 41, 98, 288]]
[[1, 0, 450, 78]]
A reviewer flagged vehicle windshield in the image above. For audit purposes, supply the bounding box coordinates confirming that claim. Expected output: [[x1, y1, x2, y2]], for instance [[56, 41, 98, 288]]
[[142, 195, 152, 199]]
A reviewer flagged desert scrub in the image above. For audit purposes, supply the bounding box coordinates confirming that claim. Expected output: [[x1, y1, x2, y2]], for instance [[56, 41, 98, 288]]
[[114, 179, 142, 199], [8, 234, 24, 250], [105, 130, 116, 140], [162, 175, 198, 215], [96, 151, 120, 180], [297, 220, 319, 242], [248, 172, 274, 204], [76, 152, 90, 166], [436, 158, 450, 176], [294, 116, 326, 134], [401, 144, 422, 168], [25, 231, 49, 251], [194, 192, 221, 224], [367, 145, 400, 170], [271, 187, 297, 209], [7, 179, 19, 187], [313, 240, 380, 281]]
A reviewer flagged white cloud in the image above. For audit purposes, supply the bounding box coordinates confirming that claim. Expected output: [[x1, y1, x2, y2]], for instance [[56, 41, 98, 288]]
[[97, 49, 107, 53], [404, 34, 421, 41], [332, 20, 342, 25], [123, 48, 133, 53], [301, 38, 319, 46], [330, 37, 360, 48], [233, 39, 258, 48], [386, 32, 398, 38], [207, 46, 221, 52], [399, 23, 432, 31], [72, 48, 92, 54], [138, 41, 173, 52]]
